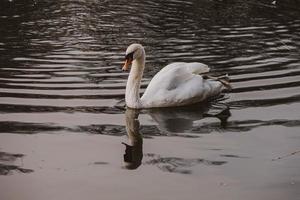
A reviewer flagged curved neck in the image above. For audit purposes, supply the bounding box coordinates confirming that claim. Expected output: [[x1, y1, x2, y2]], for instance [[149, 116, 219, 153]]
[[125, 50, 145, 109]]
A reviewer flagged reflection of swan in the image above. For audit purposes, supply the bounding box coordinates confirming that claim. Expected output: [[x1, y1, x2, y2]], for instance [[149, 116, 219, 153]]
[[122, 108, 143, 170], [147, 102, 231, 133], [122, 43, 230, 109], [121, 105, 230, 169]]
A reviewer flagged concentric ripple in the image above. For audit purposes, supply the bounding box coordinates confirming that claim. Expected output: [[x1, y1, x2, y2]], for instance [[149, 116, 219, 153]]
[[0, 0, 299, 135]]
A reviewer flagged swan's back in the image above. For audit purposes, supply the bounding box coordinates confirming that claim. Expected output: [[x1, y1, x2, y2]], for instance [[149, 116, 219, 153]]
[[141, 62, 225, 108]]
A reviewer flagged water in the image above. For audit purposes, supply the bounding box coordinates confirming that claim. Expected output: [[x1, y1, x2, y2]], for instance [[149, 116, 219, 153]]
[[0, 0, 299, 199]]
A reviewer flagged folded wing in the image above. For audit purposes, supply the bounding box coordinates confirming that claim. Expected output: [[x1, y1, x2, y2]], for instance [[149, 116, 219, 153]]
[[141, 62, 224, 108]]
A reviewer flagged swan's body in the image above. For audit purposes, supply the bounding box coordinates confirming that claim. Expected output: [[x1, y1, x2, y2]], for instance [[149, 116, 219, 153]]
[[122, 44, 229, 109]]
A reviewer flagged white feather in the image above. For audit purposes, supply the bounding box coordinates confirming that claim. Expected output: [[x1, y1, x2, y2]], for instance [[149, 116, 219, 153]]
[[123, 44, 226, 109]]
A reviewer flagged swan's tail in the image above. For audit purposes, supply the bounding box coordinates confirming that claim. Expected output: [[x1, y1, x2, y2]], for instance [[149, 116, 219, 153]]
[[203, 74, 232, 90]]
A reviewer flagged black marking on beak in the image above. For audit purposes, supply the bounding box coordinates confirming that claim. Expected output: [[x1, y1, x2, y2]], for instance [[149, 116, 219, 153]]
[[125, 52, 134, 61]]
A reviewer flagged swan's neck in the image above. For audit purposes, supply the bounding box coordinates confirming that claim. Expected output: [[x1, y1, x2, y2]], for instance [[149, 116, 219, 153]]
[[125, 52, 145, 109]]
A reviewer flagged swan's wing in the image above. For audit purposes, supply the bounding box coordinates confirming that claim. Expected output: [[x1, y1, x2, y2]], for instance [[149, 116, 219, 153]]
[[141, 62, 224, 107], [182, 62, 210, 74], [158, 62, 210, 75]]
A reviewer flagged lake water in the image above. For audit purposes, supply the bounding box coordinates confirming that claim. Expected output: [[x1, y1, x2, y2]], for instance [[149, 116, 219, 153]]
[[0, 0, 299, 199]]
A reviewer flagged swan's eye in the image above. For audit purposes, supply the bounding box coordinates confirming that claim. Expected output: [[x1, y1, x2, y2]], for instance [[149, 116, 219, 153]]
[[125, 52, 134, 61]]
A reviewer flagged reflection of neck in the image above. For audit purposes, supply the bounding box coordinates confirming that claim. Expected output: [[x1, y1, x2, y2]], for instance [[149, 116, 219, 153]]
[[125, 109, 142, 145], [124, 108, 143, 169], [125, 53, 145, 109]]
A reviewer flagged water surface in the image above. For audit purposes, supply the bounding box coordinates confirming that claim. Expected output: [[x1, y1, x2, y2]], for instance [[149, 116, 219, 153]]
[[0, 0, 299, 199]]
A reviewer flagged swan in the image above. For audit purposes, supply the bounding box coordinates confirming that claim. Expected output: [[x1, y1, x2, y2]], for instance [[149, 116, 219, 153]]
[[122, 43, 230, 109]]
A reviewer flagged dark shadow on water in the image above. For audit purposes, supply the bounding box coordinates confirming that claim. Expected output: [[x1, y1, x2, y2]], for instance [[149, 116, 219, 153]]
[[144, 154, 227, 174], [0, 121, 67, 134], [220, 154, 250, 159], [229, 94, 300, 109], [0, 152, 33, 175], [2, 112, 300, 136], [92, 161, 109, 165], [0, 164, 34, 175], [192, 119, 300, 133], [0, 104, 124, 114], [79, 124, 126, 136]]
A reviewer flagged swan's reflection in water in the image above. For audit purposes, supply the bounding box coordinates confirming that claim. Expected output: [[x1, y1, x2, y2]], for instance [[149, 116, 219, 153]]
[[122, 102, 231, 170], [147, 101, 230, 133], [122, 108, 143, 170]]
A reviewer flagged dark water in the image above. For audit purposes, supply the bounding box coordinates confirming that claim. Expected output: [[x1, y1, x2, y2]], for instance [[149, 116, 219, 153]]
[[0, 0, 300, 199]]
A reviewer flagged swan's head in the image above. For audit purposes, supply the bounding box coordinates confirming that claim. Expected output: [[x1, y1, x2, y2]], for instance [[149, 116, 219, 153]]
[[122, 43, 145, 71]]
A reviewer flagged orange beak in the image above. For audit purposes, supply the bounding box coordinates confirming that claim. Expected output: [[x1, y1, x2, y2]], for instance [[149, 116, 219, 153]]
[[122, 58, 132, 71]]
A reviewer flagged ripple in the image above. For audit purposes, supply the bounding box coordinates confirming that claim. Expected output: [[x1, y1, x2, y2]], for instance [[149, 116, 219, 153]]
[[0, 97, 117, 107], [0, 0, 300, 136]]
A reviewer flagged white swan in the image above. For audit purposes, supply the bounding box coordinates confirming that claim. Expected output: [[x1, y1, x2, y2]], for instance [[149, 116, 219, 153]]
[[122, 43, 230, 109]]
